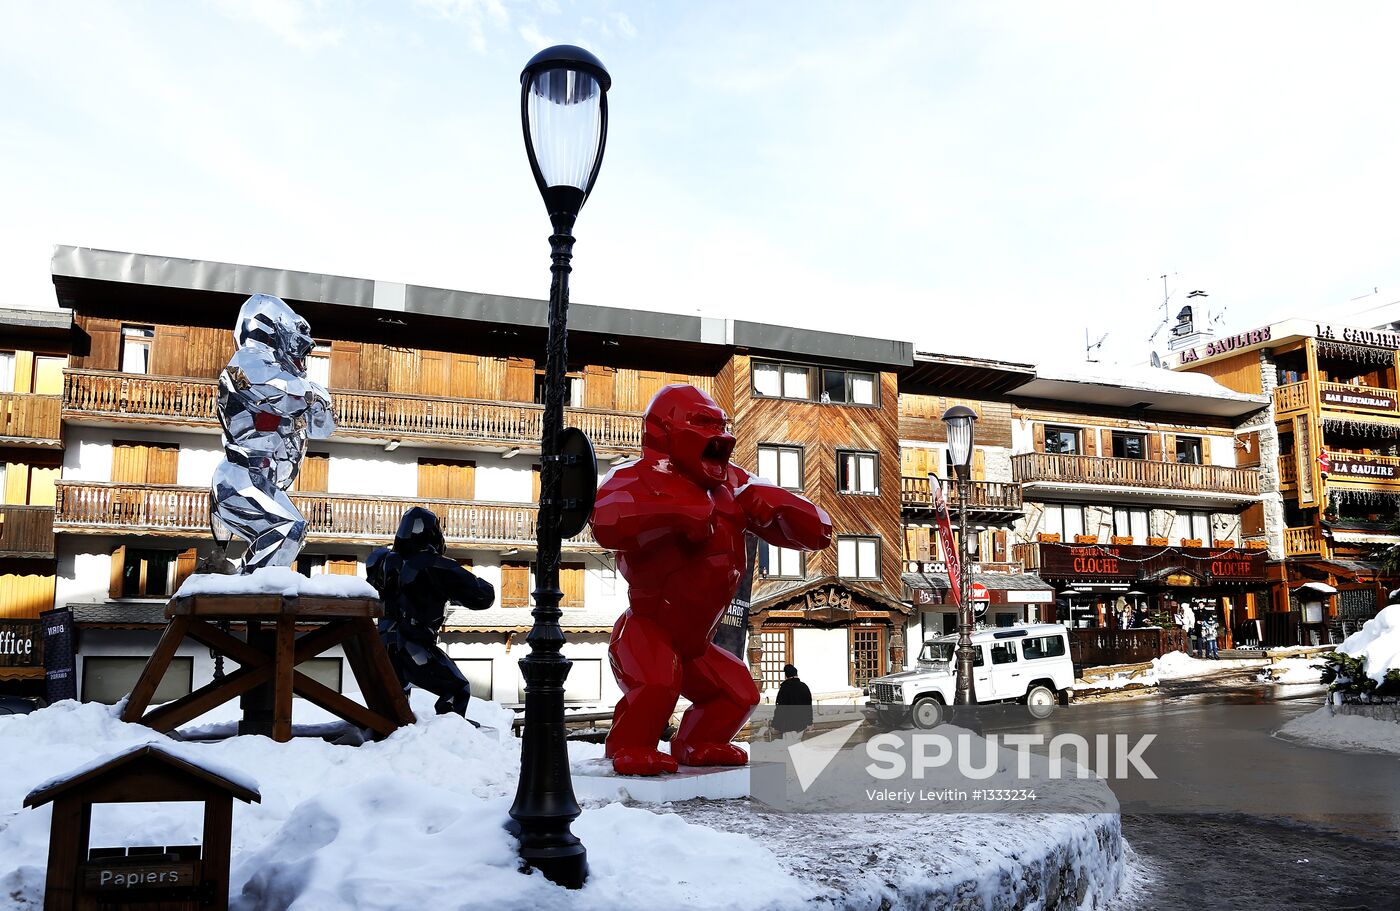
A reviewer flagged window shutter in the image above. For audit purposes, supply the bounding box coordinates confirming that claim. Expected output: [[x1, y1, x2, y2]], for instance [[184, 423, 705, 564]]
[[1147, 434, 1162, 462], [326, 557, 358, 576], [329, 341, 361, 389], [1201, 437, 1212, 464], [109, 545, 127, 599], [111, 441, 146, 484], [294, 452, 329, 492], [501, 562, 530, 607], [1163, 433, 1176, 462], [531, 465, 542, 502], [79, 317, 122, 371], [584, 365, 615, 409], [972, 448, 986, 481], [174, 547, 198, 591], [451, 461, 475, 500], [1242, 502, 1265, 537], [1099, 428, 1113, 457], [993, 530, 1008, 562], [450, 353, 481, 399], [417, 459, 444, 499], [27, 466, 58, 507], [148, 444, 179, 485], [150, 325, 190, 377], [1033, 423, 1046, 452], [504, 357, 535, 403], [560, 563, 585, 608]]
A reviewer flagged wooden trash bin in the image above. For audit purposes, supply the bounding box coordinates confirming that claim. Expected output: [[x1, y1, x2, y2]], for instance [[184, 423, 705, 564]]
[[24, 744, 261, 911], [120, 592, 414, 742]]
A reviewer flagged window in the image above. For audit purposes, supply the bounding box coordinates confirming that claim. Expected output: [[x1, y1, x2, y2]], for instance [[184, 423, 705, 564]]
[[1112, 507, 1149, 541], [119, 549, 177, 599], [1044, 426, 1080, 454], [1175, 436, 1202, 465], [454, 659, 494, 702], [1112, 432, 1146, 460], [758, 629, 793, 690], [759, 542, 804, 579], [297, 657, 342, 693], [1022, 634, 1067, 661], [757, 444, 804, 489], [995, 613, 1016, 628], [1041, 504, 1085, 539], [120, 325, 154, 374], [533, 373, 583, 407], [1171, 510, 1211, 542], [837, 536, 880, 579], [295, 554, 327, 577], [31, 356, 64, 394], [82, 656, 192, 705], [0, 351, 13, 392], [822, 369, 877, 405], [837, 451, 879, 494], [306, 343, 331, 388], [517, 657, 601, 704], [989, 642, 1019, 665], [752, 361, 812, 400]]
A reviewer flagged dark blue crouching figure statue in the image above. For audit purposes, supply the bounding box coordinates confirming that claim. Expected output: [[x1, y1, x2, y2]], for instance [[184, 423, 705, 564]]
[[368, 507, 494, 716]]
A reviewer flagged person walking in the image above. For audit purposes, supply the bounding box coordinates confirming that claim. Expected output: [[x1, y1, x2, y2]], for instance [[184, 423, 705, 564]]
[[774, 664, 814, 736], [1178, 602, 1197, 656], [1201, 615, 1220, 659]]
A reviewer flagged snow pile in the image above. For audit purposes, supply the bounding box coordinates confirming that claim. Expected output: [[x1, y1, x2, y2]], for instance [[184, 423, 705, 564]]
[[1073, 667, 1156, 692], [0, 696, 817, 910], [1276, 706, 1400, 756], [176, 568, 377, 600], [1034, 360, 1264, 402], [1256, 657, 1324, 686], [1151, 651, 1262, 680], [1337, 604, 1400, 684]]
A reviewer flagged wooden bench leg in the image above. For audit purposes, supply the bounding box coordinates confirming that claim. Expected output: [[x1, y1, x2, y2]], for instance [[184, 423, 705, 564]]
[[343, 618, 415, 729], [121, 615, 190, 724], [142, 663, 276, 732], [272, 615, 296, 742]]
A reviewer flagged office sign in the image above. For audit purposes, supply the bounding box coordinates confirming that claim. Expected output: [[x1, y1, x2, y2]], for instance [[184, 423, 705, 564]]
[[0, 620, 41, 668]]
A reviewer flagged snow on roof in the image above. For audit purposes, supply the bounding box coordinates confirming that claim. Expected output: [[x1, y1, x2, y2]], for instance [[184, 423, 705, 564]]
[[25, 742, 261, 806], [1031, 360, 1264, 402]]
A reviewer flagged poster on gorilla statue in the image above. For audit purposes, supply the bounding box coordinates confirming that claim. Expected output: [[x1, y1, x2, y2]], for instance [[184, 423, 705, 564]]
[[712, 533, 760, 659]]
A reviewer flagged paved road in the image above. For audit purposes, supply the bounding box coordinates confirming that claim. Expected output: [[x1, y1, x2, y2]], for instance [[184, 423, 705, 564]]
[[1091, 675, 1400, 910]]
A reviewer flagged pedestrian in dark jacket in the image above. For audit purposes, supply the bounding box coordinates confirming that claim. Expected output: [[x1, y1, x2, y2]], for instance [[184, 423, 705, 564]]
[[774, 664, 814, 735]]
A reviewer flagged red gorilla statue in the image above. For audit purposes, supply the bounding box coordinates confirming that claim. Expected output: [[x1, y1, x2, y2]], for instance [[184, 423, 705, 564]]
[[592, 384, 832, 776]]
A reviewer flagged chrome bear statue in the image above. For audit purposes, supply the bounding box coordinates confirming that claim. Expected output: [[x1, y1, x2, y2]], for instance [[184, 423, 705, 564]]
[[210, 294, 335, 573]]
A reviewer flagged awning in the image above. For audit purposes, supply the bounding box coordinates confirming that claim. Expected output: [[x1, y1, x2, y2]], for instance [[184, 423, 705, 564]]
[[1293, 582, 1339, 596], [903, 571, 1055, 606], [1331, 530, 1399, 545]]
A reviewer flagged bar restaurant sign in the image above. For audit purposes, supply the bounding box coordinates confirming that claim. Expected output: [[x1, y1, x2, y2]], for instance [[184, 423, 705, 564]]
[[1320, 388, 1397, 413], [1036, 543, 1266, 583], [0, 619, 42, 668], [1329, 454, 1400, 480]]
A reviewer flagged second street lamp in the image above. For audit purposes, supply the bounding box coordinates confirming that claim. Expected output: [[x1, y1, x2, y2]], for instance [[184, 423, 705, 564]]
[[506, 43, 610, 891], [942, 404, 978, 706]]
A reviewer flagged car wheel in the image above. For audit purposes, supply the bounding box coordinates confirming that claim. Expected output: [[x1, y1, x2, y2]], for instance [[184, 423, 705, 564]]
[[1025, 685, 1057, 719], [911, 696, 944, 729]]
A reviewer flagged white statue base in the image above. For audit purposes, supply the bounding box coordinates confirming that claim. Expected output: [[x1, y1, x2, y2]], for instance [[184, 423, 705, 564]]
[[571, 757, 750, 802]]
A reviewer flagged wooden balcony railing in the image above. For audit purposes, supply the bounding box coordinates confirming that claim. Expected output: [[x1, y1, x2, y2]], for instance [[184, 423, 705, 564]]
[[0, 505, 55, 558], [1279, 453, 1297, 486], [1011, 452, 1259, 496], [900, 477, 1023, 511], [53, 481, 599, 549], [62, 370, 643, 452], [0, 393, 61, 444], [1284, 526, 1325, 557], [1272, 381, 1311, 414]]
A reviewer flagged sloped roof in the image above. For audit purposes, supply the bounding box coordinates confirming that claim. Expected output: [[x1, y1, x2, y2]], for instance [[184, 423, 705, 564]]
[[24, 744, 261, 808]]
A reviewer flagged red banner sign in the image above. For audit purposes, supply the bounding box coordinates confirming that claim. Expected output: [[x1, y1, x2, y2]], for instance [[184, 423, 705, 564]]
[[934, 481, 961, 607]]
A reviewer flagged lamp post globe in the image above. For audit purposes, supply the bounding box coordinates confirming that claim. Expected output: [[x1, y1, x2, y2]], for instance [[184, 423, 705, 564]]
[[941, 405, 978, 706], [508, 44, 610, 891]]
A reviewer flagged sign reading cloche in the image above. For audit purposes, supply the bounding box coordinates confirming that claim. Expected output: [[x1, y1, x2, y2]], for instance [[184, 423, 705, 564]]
[[1035, 543, 1265, 583], [1329, 455, 1400, 480]]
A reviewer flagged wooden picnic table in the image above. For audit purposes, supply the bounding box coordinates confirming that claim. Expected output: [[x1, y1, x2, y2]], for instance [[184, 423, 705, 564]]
[[120, 593, 414, 742]]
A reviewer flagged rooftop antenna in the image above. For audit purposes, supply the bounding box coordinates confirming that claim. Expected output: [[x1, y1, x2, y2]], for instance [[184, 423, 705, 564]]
[[1085, 329, 1108, 363], [1147, 272, 1177, 344]]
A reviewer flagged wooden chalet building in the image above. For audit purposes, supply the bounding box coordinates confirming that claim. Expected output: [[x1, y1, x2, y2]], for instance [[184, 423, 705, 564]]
[[1175, 317, 1400, 644]]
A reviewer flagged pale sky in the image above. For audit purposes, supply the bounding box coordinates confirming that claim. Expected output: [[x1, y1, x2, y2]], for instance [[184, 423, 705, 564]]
[[3, 2, 1400, 366]]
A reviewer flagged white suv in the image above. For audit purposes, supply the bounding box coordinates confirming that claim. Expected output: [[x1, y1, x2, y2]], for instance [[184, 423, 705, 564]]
[[866, 624, 1074, 728]]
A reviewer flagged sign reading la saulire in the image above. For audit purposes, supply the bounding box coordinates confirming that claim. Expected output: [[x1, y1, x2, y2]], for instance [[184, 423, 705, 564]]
[[1329, 454, 1400, 480], [1034, 543, 1265, 583]]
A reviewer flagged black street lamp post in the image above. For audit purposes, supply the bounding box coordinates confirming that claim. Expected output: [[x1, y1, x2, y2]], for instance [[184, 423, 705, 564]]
[[942, 405, 978, 706], [506, 44, 610, 890]]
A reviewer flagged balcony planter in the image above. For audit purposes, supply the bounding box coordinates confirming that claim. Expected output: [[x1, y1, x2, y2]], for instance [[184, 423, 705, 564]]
[[1074, 534, 1099, 544], [1245, 540, 1268, 550], [1147, 536, 1169, 547], [1111, 536, 1134, 546], [1212, 539, 1236, 548], [1181, 538, 1203, 548], [1037, 533, 1061, 543]]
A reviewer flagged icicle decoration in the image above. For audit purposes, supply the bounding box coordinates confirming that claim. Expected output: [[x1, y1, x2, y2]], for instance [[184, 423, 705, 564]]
[[1316, 340, 1397, 366], [1322, 417, 1400, 439]]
